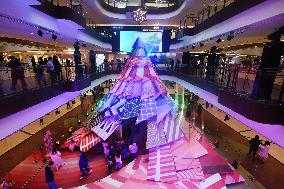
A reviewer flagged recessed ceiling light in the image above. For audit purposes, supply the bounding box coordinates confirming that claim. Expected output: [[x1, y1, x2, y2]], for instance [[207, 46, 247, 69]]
[[30, 32, 34, 35]]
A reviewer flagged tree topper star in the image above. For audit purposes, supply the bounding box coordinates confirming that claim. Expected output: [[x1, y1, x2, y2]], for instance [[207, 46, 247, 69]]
[[133, 8, 147, 24]]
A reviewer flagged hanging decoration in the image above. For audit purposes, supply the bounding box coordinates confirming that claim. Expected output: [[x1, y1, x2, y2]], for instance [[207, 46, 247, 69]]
[[132, 8, 147, 24]]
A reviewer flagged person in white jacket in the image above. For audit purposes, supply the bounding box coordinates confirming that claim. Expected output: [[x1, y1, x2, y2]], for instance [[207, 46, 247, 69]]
[[258, 141, 270, 163]]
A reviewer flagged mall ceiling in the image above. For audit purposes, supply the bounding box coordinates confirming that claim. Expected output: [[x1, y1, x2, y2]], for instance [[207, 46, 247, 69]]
[[79, 0, 212, 26], [0, 0, 282, 53], [185, 13, 284, 53]]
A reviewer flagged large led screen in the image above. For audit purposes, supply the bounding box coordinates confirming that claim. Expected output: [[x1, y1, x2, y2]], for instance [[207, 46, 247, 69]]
[[120, 31, 163, 53]]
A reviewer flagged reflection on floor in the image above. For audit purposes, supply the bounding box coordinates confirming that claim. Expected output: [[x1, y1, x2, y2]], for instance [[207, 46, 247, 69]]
[[71, 116, 245, 189], [201, 109, 284, 189], [7, 149, 107, 189]]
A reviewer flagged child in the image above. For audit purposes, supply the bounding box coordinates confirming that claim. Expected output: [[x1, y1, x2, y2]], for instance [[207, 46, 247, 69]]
[[50, 149, 65, 170], [69, 138, 77, 152], [115, 152, 122, 170], [129, 140, 138, 161]]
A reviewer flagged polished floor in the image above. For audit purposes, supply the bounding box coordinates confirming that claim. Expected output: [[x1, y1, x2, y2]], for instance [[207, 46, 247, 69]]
[[2, 84, 284, 188], [198, 109, 284, 189], [8, 149, 108, 189]]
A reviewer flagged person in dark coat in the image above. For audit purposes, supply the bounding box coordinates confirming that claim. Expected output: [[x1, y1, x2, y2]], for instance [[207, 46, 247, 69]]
[[249, 135, 262, 158], [8, 56, 27, 90], [53, 56, 62, 81], [31, 56, 36, 71], [45, 161, 58, 189], [79, 151, 92, 179]]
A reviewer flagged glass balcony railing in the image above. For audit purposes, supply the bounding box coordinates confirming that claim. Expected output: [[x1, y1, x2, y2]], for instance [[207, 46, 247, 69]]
[[1, 58, 283, 103], [0, 63, 88, 98], [179, 0, 235, 29]]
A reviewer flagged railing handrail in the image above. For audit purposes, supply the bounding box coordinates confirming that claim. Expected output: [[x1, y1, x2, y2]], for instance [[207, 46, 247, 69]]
[[1, 62, 283, 102]]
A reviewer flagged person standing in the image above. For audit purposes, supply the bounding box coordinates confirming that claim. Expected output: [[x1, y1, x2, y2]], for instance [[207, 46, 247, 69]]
[[31, 56, 36, 71], [128, 140, 138, 161], [8, 56, 27, 91], [106, 154, 113, 175], [102, 141, 109, 157], [53, 56, 62, 81], [66, 101, 71, 109], [35, 64, 47, 87], [248, 135, 262, 159], [79, 151, 92, 179], [45, 161, 58, 189], [47, 57, 55, 83], [170, 58, 174, 70], [121, 140, 128, 161], [50, 149, 65, 170], [115, 152, 122, 170], [258, 141, 271, 163]]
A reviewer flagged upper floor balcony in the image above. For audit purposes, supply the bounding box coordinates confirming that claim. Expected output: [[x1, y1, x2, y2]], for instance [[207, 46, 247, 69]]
[[100, 0, 185, 14], [1, 59, 283, 125]]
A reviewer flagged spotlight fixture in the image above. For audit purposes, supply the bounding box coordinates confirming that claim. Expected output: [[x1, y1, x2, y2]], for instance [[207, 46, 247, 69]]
[[72, 100, 76, 104], [37, 29, 43, 37], [77, 120, 81, 124], [91, 108, 94, 112], [224, 114, 230, 121], [51, 33, 57, 41], [216, 38, 222, 43], [86, 113, 89, 117], [192, 44, 196, 49], [200, 42, 204, 47]]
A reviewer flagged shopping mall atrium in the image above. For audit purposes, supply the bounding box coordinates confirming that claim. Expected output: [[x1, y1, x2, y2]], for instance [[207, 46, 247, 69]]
[[0, 0, 284, 188]]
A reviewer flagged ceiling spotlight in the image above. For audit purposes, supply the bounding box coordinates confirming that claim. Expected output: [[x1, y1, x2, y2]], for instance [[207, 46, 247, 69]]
[[200, 42, 204, 47], [216, 38, 222, 43], [37, 29, 43, 37], [192, 44, 196, 49], [52, 33, 57, 41]]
